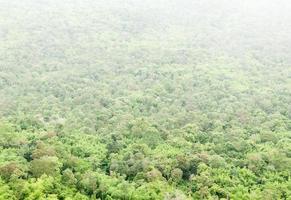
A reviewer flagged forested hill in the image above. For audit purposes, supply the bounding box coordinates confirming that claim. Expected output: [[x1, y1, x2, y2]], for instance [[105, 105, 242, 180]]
[[0, 0, 291, 199]]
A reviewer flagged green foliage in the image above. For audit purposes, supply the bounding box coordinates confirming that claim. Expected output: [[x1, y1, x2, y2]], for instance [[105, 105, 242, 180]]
[[0, 0, 290, 199], [30, 156, 62, 178], [0, 179, 16, 200]]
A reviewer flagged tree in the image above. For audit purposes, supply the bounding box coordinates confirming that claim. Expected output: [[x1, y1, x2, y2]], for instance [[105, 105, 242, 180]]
[[30, 156, 61, 178], [0, 178, 16, 200], [170, 168, 183, 182]]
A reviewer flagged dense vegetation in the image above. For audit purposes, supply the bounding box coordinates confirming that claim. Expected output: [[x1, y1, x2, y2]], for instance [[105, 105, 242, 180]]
[[0, 0, 291, 199]]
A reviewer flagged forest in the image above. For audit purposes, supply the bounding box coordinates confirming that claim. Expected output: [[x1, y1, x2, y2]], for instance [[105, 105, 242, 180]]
[[0, 0, 291, 199]]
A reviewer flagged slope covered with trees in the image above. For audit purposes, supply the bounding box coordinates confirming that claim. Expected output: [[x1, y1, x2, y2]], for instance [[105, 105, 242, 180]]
[[0, 0, 291, 199]]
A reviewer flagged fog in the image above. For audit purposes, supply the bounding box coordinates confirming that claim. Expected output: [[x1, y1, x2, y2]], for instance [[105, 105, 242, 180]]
[[1, 0, 291, 65], [0, 1, 291, 199]]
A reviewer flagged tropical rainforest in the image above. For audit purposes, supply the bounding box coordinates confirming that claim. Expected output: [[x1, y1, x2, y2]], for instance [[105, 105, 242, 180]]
[[0, 0, 291, 199]]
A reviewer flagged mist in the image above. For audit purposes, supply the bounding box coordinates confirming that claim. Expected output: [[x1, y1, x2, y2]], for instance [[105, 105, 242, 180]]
[[0, 1, 290, 199]]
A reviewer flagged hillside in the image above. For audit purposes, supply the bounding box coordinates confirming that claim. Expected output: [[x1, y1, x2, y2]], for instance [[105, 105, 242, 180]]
[[0, 0, 291, 199]]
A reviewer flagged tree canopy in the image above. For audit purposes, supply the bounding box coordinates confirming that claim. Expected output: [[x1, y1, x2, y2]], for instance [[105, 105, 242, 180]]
[[0, 0, 291, 199]]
